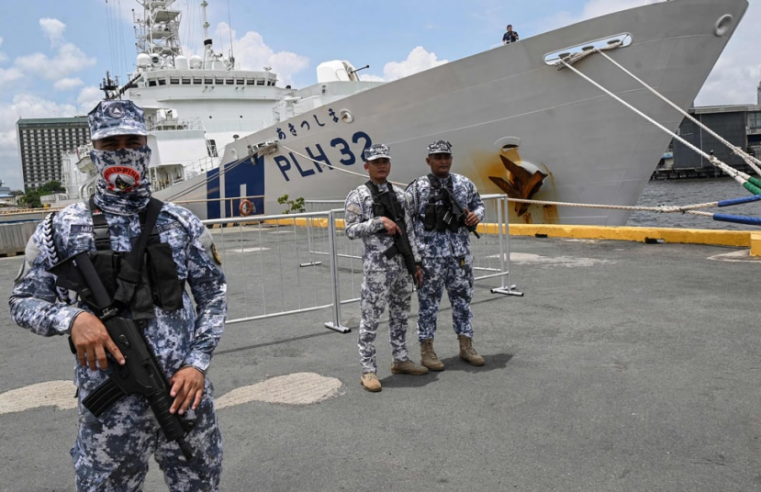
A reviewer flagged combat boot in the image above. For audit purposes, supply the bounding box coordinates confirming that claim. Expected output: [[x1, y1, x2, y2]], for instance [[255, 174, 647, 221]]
[[391, 360, 429, 375], [458, 335, 485, 366], [420, 338, 445, 371], [360, 373, 382, 392]]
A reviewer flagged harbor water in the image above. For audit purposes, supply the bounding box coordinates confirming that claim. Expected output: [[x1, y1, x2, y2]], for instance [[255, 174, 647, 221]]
[[626, 178, 760, 230]]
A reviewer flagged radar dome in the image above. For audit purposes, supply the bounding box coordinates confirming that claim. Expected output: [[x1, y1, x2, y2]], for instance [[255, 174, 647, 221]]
[[175, 55, 189, 70], [190, 55, 203, 69], [137, 53, 151, 69]]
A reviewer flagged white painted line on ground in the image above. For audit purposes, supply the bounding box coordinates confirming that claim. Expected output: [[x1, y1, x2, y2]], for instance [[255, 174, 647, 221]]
[[228, 247, 270, 253], [1, 373, 344, 414], [215, 372, 343, 408], [708, 250, 761, 263], [487, 252, 614, 267], [0, 380, 78, 414]]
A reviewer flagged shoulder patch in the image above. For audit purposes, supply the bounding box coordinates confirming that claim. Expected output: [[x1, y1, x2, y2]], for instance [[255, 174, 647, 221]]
[[199, 228, 222, 266]]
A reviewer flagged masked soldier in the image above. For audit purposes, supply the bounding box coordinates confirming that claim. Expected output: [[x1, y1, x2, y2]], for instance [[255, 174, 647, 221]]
[[406, 140, 486, 370], [344, 143, 428, 392], [9, 100, 227, 491]]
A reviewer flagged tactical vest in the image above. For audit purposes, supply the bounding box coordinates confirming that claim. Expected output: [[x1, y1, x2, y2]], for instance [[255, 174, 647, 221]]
[[423, 174, 459, 233], [364, 181, 403, 223], [88, 197, 184, 319]]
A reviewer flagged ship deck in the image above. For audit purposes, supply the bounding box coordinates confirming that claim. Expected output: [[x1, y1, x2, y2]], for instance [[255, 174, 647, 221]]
[[1, 235, 760, 491]]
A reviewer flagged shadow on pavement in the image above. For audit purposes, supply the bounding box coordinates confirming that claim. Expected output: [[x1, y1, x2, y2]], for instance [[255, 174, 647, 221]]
[[437, 352, 513, 373], [378, 371, 441, 388]]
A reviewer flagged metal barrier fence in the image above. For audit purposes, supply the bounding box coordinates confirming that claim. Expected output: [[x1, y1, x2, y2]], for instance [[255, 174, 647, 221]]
[[306, 195, 522, 295], [204, 194, 521, 333]]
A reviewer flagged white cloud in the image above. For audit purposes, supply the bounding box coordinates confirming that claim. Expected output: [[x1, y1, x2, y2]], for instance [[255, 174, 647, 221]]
[[15, 43, 97, 81], [695, 3, 761, 106], [39, 18, 66, 47], [0, 67, 23, 87], [77, 86, 103, 114], [0, 37, 7, 62], [53, 77, 84, 91], [213, 22, 309, 87], [379, 47, 448, 81], [11, 19, 96, 83]]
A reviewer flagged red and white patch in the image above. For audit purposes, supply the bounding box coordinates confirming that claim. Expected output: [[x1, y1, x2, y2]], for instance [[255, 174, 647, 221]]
[[103, 166, 140, 192]]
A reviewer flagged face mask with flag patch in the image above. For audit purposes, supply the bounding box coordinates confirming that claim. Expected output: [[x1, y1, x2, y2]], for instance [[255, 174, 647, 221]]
[[90, 146, 153, 215]]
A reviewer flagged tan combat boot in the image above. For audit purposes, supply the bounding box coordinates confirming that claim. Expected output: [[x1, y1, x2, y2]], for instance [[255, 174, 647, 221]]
[[391, 360, 429, 375], [458, 335, 485, 366], [360, 373, 382, 392], [420, 338, 445, 371]]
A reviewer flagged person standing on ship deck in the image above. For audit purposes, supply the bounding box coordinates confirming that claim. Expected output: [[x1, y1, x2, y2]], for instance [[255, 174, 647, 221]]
[[344, 143, 429, 393], [406, 140, 486, 370], [502, 24, 519, 44]]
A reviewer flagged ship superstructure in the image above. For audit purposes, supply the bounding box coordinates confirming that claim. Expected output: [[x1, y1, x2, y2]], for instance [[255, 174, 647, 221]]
[[61, 0, 380, 203]]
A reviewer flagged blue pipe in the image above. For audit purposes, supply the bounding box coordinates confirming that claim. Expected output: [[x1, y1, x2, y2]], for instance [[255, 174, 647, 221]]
[[718, 194, 761, 208], [713, 214, 761, 226]]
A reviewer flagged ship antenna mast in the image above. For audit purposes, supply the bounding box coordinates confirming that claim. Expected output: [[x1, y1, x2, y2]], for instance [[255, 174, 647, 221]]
[[134, 0, 184, 67]]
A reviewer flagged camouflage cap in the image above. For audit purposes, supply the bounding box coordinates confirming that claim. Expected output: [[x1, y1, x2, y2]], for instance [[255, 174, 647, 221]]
[[427, 140, 452, 155], [88, 100, 149, 141], [363, 143, 392, 162]]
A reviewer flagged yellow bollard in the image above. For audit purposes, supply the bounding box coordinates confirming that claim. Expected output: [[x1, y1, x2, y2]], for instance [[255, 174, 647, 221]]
[[751, 233, 761, 257]]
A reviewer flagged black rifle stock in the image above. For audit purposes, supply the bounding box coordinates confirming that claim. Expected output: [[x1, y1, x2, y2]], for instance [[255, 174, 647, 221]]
[[49, 251, 194, 460]]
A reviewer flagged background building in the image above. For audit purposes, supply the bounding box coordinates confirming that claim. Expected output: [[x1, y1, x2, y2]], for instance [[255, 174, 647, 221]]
[[16, 117, 90, 191]]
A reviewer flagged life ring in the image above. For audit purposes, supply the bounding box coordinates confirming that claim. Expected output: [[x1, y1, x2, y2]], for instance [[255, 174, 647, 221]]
[[239, 199, 254, 216]]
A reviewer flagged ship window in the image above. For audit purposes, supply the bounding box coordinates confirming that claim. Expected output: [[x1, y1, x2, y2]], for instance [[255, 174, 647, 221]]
[[182, 78, 191, 84], [225, 78, 234, 85], [236, 79, 244, 85], [749, 112, 761, 131], [206, 139, 218, 158], [246, 79, 255, 85], [158, 79, 167, 86], [215, 77, 224, 84], [193, 78, 202, 85], [257, 79, 265, 86], [205, 78, 213, 84], [170, 78, 180, 85]]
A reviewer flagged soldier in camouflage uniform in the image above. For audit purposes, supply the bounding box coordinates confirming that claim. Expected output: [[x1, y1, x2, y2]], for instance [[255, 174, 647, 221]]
[[407, 140, 486, 370], [344, 144, 429, 392], [9, 100, 226, 491]]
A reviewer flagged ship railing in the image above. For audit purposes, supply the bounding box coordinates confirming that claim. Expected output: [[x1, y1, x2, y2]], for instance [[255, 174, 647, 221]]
[[182, 156, 218, 179], [146, 117, 205, 132]]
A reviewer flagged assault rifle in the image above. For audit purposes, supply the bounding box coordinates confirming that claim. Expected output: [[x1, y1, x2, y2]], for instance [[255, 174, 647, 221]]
[[440, 187, 480, 238], [49, 251, 194, 460], [367, 182, 420, 283]]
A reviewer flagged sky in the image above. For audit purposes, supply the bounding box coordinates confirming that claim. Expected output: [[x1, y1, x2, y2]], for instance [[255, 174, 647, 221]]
[[0, 0, 759, 190]]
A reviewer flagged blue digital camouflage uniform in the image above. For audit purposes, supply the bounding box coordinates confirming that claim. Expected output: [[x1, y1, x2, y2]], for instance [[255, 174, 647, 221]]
[[9, 99, 226, 492], [345, 180, 422, 374], [407, 173, 484, 341], [10, 202, 226, 491]]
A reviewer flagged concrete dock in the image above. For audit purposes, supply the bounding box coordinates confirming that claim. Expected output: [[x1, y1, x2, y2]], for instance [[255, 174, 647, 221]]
[[1, 234, 760, 491]]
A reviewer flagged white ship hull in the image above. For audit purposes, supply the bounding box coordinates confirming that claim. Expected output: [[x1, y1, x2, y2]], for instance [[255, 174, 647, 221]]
[[154, 0, 747, 225]]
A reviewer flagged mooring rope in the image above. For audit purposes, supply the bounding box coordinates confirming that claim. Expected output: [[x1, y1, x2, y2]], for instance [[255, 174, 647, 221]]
[[593, 49, 761, 175], [557, 57, 761, 196]]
